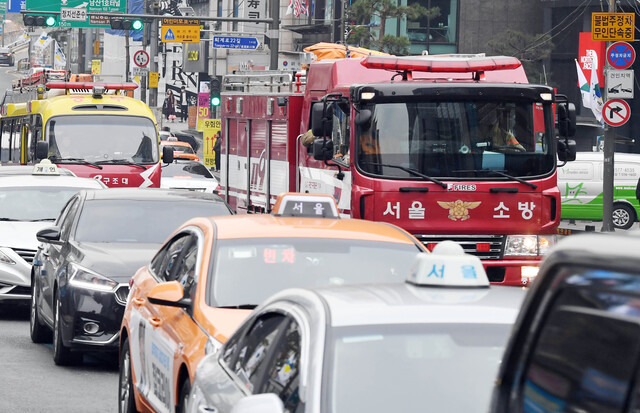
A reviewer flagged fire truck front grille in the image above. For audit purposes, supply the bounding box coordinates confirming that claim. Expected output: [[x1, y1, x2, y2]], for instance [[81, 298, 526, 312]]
[[414, 234, 505, 260]]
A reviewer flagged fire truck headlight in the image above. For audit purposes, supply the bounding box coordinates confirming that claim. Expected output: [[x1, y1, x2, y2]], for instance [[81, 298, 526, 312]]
[[504, 235, 556, 257]]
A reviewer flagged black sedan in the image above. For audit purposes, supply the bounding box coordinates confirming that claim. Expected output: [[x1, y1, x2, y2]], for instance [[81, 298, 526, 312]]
[[29, 188, 232, 366], [0, 47, 14, 66]]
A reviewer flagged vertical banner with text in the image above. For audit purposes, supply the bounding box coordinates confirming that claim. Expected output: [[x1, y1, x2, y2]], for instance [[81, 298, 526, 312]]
[[196, 92, 210, 132], [203, 119, 221, 169]]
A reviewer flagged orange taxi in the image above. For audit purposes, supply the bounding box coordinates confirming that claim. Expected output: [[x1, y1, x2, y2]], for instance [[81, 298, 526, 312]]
[[160, 140, 199, 162], [118, 194, 426, 413]]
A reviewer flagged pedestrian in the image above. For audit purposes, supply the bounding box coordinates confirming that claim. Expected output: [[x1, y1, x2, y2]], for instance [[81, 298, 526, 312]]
[[179, 86, 189, 123], [213, 132, 221, 171], [163, 90, 176, 122]]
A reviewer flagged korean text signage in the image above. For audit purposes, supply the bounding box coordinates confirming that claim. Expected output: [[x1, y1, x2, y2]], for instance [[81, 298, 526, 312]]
[[606, 70, 634, 99], [606, 41, 635, 70], [196, 92, 210, 132], [25, 0, 126, 28], [602, 99, 631, 127], [592, 13, 635, 41], [203, 119, 221, 168], [161, 18, 200, 43], [213, 36, 260, 50]]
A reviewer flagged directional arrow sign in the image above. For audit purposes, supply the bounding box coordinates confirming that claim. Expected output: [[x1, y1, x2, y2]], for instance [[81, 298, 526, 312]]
[[213, 36, 260, 50], [603, 99, 631, 127], [25, 0, 126, 27]]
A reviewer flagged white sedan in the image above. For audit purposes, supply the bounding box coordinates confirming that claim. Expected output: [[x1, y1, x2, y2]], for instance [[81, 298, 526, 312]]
[[161, 160, 219, 193], [0, 169, 105, 305]]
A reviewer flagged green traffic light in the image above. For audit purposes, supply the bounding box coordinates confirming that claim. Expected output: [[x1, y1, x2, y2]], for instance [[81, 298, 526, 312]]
[[132, 19, 143, 30], [45, 16, 56, 26], [211, 96, 221, 106]]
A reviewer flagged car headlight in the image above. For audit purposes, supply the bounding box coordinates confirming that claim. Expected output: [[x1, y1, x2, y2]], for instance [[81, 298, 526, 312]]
[[0, 249, 16, 265], [504, 235, 556, 257], [68, 263, 117, 292]]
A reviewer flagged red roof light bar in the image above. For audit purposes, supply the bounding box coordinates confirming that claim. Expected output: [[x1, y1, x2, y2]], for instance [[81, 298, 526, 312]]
[[46, 82, 139, 90], [361, 55, 522, 73]]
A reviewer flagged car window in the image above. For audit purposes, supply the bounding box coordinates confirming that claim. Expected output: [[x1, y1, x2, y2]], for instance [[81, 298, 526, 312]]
[[261, 319, 303, 413], [173, 236, 199, 301], [232, 313, 289, 393], [150, 234, 192, 282], [208, 238, 422, 307], [518, 265, 640, 413], [59, 197, 80, 240]]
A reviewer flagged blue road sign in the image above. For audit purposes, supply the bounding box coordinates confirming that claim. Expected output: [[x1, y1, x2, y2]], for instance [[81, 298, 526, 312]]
[[164, 28, 175, 41], [7, 0, 25, 13], [607, 41, 636, 70], [213, 36, 259, 50]]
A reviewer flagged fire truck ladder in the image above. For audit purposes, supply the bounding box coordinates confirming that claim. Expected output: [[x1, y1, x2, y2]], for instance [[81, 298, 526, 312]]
[[222, 71, 306, 94]]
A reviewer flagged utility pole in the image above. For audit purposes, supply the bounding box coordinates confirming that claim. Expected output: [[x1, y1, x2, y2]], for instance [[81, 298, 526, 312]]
[[601, 0, 616, 232], [140, 0, 149, 103], [125, 31, 131, 82], [268, 0, 279, 70], [149, 2, 159, 107]]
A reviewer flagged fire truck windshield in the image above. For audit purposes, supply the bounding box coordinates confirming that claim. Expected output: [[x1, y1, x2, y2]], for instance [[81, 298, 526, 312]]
[[356, 100, 555, 179], [46, 115, 159, 164]]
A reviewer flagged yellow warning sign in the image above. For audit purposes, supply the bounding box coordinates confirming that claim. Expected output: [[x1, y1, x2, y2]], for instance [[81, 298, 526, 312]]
[[148, 72, 159, 88], [161, 18, 201, 43], [592, 12, 635, 41], [203, 119, 221, 169], [91, 59, 101, 75]]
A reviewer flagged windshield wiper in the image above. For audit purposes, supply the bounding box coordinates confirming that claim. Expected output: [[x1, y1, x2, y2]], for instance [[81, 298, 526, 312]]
[[453, 169, 538, 189], [360, 162, 447, 188], [95, 159, 148, 170], [50, 157, 103, 170], [216, 304, 258, 310], [29, 218, 56, 222], [0, 218, 20, 221]]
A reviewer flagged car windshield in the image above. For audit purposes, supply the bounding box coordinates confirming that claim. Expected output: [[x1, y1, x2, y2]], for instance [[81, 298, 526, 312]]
[[0, 48, 10, 53], [0, 187, 85, 221], [162, 162, 213, 178], [326, 323, 510, 412], [208, 238, 421, 307], [46, 115, 159, 164], [356, 100, 555, 179], [74, 199, 229, 243]]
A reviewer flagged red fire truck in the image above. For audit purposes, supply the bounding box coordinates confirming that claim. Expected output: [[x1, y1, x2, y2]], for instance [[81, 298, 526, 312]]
[[218, 54, 576, 286]]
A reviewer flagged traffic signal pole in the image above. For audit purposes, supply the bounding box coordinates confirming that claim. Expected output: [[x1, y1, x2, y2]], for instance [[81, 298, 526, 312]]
[[149, 3, 159, 108], [601, 0, 616, 232]]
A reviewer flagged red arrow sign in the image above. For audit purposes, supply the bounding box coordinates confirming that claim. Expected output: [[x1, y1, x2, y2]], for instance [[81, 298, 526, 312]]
[[603, 99, 631, 127]]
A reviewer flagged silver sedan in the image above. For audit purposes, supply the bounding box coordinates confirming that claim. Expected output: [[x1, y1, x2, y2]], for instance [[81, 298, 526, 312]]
[[187, 247, 526, 413]]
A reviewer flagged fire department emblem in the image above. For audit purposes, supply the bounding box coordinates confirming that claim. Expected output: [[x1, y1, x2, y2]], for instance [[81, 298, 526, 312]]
[[437, 200, 482, 221]]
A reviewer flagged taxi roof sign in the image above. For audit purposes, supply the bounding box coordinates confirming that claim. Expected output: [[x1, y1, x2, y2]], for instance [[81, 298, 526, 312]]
[[406, 241, 489, 288], [273, 192, 340, 218], [32, 159, 60, 176]]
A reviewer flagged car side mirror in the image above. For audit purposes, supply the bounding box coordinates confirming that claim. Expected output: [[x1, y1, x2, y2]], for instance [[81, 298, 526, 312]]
[[36, 140, 49, 160], [163, 146, 174, 164], [148, 281, 191, 308], [36, 227, 62, 244], [230, 394, 284, 413]]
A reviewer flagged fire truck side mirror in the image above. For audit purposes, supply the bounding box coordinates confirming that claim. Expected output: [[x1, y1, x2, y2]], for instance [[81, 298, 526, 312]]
[[557, 138, 576, 163], [557, 102, 576, 137], [311, 103, 333, 138], [35, 140, 49, 160], [163, 146, 174, 164], [312, 138, 334, 161]]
